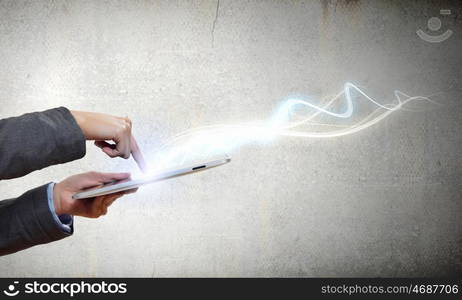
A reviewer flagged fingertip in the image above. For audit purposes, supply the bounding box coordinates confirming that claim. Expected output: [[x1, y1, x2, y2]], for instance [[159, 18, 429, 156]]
[[124, 188, 138, 195], [94, 195, 106, 203], [130, 136, 148, 173], [138, 160, 148, 173]]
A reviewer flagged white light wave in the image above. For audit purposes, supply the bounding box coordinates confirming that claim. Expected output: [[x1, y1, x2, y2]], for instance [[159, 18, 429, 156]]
[[147, 82, 434, 171]]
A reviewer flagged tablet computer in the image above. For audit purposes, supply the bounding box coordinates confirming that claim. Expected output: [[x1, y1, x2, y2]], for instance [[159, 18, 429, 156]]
[[72, 156, 231, 199]]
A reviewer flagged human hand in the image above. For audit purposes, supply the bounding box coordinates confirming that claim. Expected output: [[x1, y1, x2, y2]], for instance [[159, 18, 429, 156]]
[[53, 172, 137, 218], [70, 110, 147, 172]]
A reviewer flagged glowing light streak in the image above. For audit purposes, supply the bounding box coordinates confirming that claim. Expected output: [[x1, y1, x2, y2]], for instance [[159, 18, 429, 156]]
[[144, 82, 433, 172]]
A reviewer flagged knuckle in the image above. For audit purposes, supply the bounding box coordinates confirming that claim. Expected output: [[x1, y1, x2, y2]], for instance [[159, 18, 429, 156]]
[[122, 117, 131, 125], [117, 123, 130, 135]]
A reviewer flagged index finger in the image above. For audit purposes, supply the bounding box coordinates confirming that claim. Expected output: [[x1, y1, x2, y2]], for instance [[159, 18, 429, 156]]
[[130, 135, 148, 173]]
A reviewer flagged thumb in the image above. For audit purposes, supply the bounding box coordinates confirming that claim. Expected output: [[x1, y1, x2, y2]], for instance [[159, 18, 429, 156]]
[[94, 141, 120, 158], [97, 172, 131, 184]]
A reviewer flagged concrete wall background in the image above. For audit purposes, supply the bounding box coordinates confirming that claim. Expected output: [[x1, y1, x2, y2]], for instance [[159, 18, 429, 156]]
[[0, 0, 461, 277]]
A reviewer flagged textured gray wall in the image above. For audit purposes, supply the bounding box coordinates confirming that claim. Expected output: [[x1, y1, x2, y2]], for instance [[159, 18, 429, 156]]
[[0, 0, 461, 277]]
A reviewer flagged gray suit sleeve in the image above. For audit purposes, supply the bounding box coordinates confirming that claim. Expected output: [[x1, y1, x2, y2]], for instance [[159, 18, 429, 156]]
[[0, 107, 86, 179], [0, 107, 85, 255], [0, 184, 73, 256]]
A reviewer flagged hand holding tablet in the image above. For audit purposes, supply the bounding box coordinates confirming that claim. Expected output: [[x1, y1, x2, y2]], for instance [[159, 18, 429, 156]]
[[72, 156, 231, 200]]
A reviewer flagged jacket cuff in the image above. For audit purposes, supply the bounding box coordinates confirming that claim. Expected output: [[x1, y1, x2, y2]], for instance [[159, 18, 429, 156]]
[[17, 184, 73, 246], [46, 183, 73, 234]]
